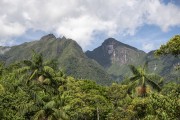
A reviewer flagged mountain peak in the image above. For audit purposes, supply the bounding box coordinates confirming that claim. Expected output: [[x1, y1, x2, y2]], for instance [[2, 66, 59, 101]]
[[61, 36, 66, 40], [40, 34, 56, 41], [105, 37, 116, 41], [86, 37, 146, 68], [102, 38, 119, 45]]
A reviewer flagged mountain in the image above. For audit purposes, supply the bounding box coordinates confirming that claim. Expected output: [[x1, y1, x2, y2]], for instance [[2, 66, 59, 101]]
[[86, 38, 146, 81], [145, 51, 180, 82], [0, 35, 179, 84], [86, 38, 180, 82], [0, 34, 112, 85]]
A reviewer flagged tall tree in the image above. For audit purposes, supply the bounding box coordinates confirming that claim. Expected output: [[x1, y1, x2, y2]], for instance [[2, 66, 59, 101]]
[[155, 35, 180, 70], [128, 62, 161, 97], [155, 35, 180, 57], [17, 51, 57, 84], [33, 96, 69, 120]]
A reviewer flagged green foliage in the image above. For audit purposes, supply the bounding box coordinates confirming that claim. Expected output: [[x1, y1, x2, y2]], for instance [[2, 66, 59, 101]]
[[1, 35, 112, 85], [0, 52, 179, 120], [128, 63, 162, 97], [155, 35, 180, 57], [155, 35, 180, 72]]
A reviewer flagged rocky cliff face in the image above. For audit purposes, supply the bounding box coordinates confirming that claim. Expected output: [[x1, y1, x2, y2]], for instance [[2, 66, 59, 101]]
[[0, 35, 179, 84], [0, 46, 11, 61], [86, 38, 145, 68], [86, 38, 179, 82], [145, 51, 180, 82], [0, 46, 11, 55]]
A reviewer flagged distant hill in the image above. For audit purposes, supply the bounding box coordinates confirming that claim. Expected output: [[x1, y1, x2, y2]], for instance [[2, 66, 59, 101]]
[[0, 34, 112, 85], [86, 38, 180, 82], [145, 51, 180, 83], [86, 38, 146, 81]]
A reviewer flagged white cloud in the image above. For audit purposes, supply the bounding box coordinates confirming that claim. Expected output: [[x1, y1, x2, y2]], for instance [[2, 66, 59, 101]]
[[0, 0, 179, 49], [0, 15, 25, 37], [56, 15, 117, 49], [142, 43, 156, 52], [146, 0, 180, 32], [0, 39, 15, 46]]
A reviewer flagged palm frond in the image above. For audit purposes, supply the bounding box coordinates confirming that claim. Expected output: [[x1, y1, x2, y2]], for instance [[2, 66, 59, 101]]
[[56, 71, 64, 77], [29, 69, 38, 80], [143, 61, 149, 71], [128, 65, 140, 75], [47, 115, 54, 120], [129, 75, 141, 81], [53, 108, 69, 120], [44, 66, 55, 76], [16, 66, 30, 74], [23, 60, 33, 66], [32, 51, 43, 67], [44, 100, 55, 109], [145, 76, 161, 92], [127, 81, 138, 95], [43, 78, 51, 85], [33, 109, 45, 120], [158, 78, 164, 87], [44, 59, 58, 70], [146, 74, 164, 87]]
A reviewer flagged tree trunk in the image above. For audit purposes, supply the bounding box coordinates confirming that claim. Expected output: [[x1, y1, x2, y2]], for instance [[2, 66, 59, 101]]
[[97, 107, 99, 120]]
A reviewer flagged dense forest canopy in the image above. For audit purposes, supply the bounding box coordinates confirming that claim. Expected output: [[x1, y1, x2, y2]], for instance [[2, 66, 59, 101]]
[[0, 35, 180, 120], [155, 35, 180, 57], [155, 35, 180, 71]]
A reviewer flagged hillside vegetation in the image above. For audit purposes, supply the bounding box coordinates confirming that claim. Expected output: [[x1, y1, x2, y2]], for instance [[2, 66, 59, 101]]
[[0, 34, 111, 85], [0, 35, 179, 120], [86, 37, 180, 83]]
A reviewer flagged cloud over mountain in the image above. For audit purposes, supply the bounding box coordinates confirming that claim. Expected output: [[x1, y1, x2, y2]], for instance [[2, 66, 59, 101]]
[[0, 0, 180, 49]]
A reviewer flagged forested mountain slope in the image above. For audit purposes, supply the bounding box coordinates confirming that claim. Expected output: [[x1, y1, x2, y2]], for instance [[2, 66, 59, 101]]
[[0, 34, 111, 85]]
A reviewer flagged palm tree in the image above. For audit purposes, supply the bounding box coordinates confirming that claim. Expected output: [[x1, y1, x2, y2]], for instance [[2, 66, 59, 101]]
[[39, 71, 65, 96], [33, 96, 69, 120], [17, 51, 67, 96], [128, 62, 162, 97], [17, 51, 57, 85]]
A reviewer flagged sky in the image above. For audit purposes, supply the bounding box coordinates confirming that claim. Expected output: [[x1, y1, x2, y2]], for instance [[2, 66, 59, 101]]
[[0, 0, 180, 52]]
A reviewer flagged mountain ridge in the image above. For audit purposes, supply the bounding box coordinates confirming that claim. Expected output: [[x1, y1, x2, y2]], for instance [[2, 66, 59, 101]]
[[86, 37, 179, 82], [0, 34, 112, 85], [0, 34, 179, 84]]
